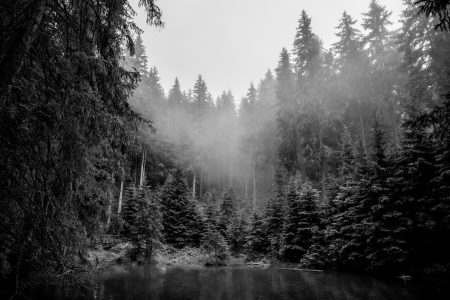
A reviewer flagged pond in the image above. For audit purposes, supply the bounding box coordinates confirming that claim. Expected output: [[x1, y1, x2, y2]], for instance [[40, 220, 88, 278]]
[[33, 265, 449, 300]]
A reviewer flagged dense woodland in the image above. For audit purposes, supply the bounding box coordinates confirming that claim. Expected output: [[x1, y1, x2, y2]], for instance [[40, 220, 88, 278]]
[[1, 0, 450, 298]]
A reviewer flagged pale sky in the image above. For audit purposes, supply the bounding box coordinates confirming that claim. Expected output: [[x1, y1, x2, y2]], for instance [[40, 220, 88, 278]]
[[133, 0, 405, 99]]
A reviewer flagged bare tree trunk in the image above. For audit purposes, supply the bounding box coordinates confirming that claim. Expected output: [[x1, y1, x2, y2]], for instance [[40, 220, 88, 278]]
[[228, 158, 232, 188], [139, 147, 146, 188], [245, 172, 248, 199], [207, 171, 211, 193], [117, 166, 124, 214], [319, 125, 326, 203], [200, 167, 203, 199], [106, 191, 112, 229], [359, 104, 368, 155], [253, 162, 256, 212], [192, 172, 196, 199], [106, 175, 114, 229], [389, 96, 399, 147]]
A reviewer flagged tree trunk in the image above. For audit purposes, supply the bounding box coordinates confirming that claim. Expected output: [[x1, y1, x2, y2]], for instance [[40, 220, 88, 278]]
[[139, 147, 146, 188], [389, 95, 399, 147], [200, 167, 203, 199], [245, 173, 248, 199], [319, 124, 326, 203], [359, 103, 368, 155], [229, 158, 232, 188], [253, 162, 256, 212], [106, 184, 113, 230], [118, 166, 124, 214], [192, 172, 196, 199]]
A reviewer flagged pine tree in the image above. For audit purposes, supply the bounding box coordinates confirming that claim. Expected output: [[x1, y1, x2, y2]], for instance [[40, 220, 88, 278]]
[[276, 48, 298, 175], [168, 78, 184, 108], [161, 169, 203, 248], [192, 75, 212, 119], [245, 212, 269, 256], [203, 192, 220, 232], [202, 226, 230, 266], [122, 186, 162, 259], [132, 34, 149, 77], [228, 209, 248, 253], [283, 178, 320, 262], [217, 90, 236, 113], [333, 12, 362, 68], [147, 67, 165, 103], [247, 83, 258, 106], [364, 117, 409, 271], [293, 10, 322, 83], [265, 167, 287, 257], [218, 188, 237, 240], [362, 0, 393, 62]]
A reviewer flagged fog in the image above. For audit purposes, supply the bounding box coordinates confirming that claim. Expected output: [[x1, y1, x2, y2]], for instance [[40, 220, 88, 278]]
[[123, 0, 450, 211]]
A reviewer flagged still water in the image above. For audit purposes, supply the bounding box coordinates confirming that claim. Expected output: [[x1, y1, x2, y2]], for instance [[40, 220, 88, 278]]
[[34, 265, 449, 300]]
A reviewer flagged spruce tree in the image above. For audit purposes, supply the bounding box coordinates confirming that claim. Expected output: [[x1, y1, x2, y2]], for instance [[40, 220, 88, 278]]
[[192, 75, 212, 119], [168, 78, 184, 108], [362, 0, 393, 61], [218, 188, 237, 240], [122, 186, 162, 259], [275, 48, 298, 175], [246, 212, 269, 256], [132, 34, 149, 77], [293, 10, 322, 83], [161, 169, 203, 248], [265, 167, 287, 257], [333, 12, 362, 68], [228, 209, 248, 253], [283, 177, 319, 262], [365, 117, 409, 271]]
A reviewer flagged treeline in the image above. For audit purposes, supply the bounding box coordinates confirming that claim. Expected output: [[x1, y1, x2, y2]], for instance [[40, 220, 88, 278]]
[[121, 0, 450, 274]]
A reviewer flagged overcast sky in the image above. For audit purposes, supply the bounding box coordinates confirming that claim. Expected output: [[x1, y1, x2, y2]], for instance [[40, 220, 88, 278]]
[[132, 0, 405, 100]]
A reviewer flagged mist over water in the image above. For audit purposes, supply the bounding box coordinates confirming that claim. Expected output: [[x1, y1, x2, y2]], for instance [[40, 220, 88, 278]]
[[33, 265, 450, 300]]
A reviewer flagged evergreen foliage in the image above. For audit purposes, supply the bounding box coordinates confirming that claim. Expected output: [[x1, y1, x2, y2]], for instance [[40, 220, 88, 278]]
[[161, 169, 204, 248], [218, 188, 237, 240], [122, 186, 162, 259], [246, 212, 269, 256], [283, 178, 320, 262]]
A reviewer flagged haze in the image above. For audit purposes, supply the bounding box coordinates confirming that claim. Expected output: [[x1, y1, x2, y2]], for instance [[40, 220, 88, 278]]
[[132, 0, 405, 99]]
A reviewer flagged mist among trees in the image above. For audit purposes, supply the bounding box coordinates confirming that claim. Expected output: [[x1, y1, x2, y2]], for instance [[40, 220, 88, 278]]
[[1, 0, 450, 298]]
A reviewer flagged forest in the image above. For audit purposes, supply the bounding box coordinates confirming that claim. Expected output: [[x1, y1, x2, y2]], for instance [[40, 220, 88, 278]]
[[0, 0, 450, 299]]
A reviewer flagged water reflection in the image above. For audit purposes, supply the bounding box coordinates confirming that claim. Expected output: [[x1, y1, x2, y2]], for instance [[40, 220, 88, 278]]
[[35, 265, 449, 300]]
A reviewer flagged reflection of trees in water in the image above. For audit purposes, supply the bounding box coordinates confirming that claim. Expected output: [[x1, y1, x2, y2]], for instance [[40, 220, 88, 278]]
[[298, 271, 415, 300], [87, 266, 421, 300]]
